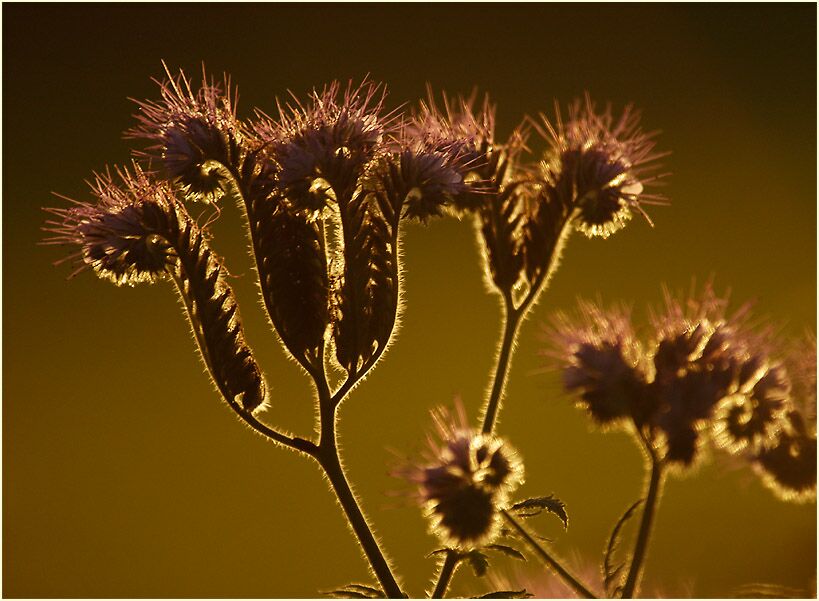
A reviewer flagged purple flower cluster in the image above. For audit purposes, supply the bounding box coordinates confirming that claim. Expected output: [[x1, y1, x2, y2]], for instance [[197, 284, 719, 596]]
[[545, 284, 816, 500]]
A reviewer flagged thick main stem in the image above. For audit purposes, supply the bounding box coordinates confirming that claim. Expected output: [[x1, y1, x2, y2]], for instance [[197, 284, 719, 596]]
[[481, 298, 522, 434], [316, 392, 403, 598], [621, 458, 664, 598], [430, 550, 459, 598], [501, 510, 597, 599]]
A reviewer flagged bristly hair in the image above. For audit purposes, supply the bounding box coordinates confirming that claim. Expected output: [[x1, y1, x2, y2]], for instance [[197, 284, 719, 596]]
[[43, 163, 178, 285], [126, 62, 243, 203], [249, 78, 397, 215], [533, 94, 668, 239], [394, 403, 524, 549], [44, 163, 269, 413]]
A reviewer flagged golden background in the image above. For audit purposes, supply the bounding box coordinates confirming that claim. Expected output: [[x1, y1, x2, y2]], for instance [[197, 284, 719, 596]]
[[4, 4, 816, 598]]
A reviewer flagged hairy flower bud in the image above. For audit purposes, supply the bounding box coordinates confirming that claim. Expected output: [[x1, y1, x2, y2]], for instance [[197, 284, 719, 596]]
[[395, 405, 524, 548], [127, 64, 242, 203], [535, 95, 666, 239]]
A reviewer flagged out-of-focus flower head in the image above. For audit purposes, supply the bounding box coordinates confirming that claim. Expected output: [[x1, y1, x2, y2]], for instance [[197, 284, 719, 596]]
[[250, 79, 393, 214], [43, 163, 177, 286], [544, 283, 806, 472], [544, 300, 650, 426], [395, 403, 524, 548], [535, 95, 667, 239], [127, 63, 242, 203], [752, 334, 817, 501]]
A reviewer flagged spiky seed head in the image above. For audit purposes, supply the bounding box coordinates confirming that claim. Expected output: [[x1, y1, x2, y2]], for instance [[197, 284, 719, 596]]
[[536, 95, 666, 239], [44, 163, 177, 286]]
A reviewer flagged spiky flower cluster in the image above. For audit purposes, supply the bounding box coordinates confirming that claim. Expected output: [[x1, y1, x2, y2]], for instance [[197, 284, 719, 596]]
[[535, 96, 666, 239], [545, 284, 816, 500], [398, 406, 524, 548], [127, 64, 242, 203]]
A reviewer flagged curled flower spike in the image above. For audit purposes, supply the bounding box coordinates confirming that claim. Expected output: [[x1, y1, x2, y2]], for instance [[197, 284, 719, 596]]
[[374, 120, 470, 223], [545, 301, 650, 426], [534, 95, 667, 239], [127, 63, 242, 203], [43, 165, 177, 285], [395, 404, 524, 548], [544, 283, 807, 470], [250, 79, 393, 213], [45, 164, 268, 413]]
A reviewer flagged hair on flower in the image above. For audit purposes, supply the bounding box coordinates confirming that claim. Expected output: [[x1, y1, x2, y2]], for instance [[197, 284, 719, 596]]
[[394, 402, 524, 548], [127, 63, 242, 204], [533, 94, 668, 239]]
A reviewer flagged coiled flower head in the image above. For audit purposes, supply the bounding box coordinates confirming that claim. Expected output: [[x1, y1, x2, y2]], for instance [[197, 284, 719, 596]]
[[536, 95, 666, 239], [127, 63, 242, 203], [43, 164, 177, 285], [396, 404, 524, 548], [250, 79, 392, 213], [545, 301, 650, 426], [545, 283, 808, 472]]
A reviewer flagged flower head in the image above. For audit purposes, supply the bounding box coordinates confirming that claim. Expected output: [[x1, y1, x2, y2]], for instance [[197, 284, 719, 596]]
[[545, 300, 650, 426], [536, 95, 666, 239], [544, 283, 806, 470], [43, 163, 177, 286], [127, 63, 242, 203], [395, 403, 524, 548], [250, 79, 392, 213]]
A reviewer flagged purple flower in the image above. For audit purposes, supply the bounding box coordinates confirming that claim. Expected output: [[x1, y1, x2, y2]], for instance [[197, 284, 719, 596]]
[[126, 63, 241, 203], [535, 95, 667, 239], [545, 301, 650, 426], [43, 163, 177, 286], [395, 404, 524, 548], [250, 79, 393, 213], [544, 283, 808, 470]]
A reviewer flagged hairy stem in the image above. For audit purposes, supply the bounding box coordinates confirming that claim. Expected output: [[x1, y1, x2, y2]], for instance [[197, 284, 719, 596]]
[[481, 295, 522, 434], [621, 457, 664, 599], [501, 510, 597, 599], [315, 383, 404, 598], [430, 549, 460, 599]]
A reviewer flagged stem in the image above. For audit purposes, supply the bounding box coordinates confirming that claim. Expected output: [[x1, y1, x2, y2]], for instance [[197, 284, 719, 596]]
[[501, 510, 597, 599], [621, 457, 664, 599], [430, 550, 459, 598], [317, 422, 403, 596], [481, 295, 522, 434]]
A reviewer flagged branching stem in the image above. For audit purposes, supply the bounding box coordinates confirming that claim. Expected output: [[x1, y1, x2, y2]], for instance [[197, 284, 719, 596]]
[[481, 294, 522, 434], [430, 549, 460, 598], [501, 510, 597, 599]]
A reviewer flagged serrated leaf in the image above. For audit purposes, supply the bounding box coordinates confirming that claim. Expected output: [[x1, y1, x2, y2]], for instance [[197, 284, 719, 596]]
[[465, 551, 490, 577], [323, 583, 385, 599], [603, 499, 643, 598], [510, 495, 569, 529], [474, 590, 533, 599], [486, 544, 526, 561]]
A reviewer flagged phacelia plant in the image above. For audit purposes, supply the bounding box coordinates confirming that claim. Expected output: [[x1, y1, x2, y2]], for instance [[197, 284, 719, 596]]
[[45, 64, 815, 599]]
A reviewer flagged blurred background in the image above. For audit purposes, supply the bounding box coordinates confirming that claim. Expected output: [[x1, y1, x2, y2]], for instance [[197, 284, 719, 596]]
[[3, 4, 816, 598]]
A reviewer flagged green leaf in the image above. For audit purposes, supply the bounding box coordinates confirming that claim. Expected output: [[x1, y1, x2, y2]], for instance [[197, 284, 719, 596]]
[[486, 544, 526, 561], [474, 590, 533, 598], [510, 495, 569, 529], [465, 551, 490, 577], [603, 499, 643, 598]]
